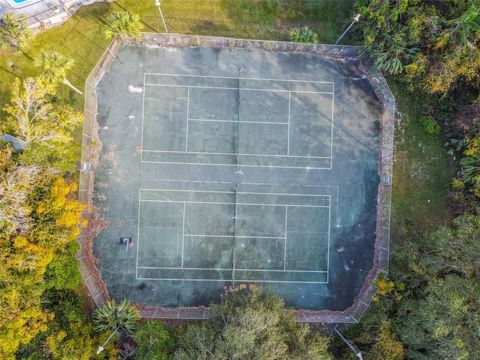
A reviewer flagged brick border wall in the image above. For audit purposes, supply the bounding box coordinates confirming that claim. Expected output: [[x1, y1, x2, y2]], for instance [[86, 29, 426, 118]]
[[77, 35, 123, 308], [79, 33, 395, 323]]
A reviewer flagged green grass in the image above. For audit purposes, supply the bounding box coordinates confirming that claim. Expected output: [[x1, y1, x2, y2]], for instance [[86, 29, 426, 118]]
[[0, 0, 355, 112], [1, 1, 452, 242], [390, 80, 455, 241]]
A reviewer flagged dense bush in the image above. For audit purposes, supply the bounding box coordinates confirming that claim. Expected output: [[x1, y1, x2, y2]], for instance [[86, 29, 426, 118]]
[[175, 285, 332, 360], [133, 321, 175, 360]]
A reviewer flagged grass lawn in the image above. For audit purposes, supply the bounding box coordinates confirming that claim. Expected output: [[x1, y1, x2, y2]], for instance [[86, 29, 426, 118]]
[[390, 81, 455, 241], [0, 0, 356, 112], [0, 0, 454, 283]]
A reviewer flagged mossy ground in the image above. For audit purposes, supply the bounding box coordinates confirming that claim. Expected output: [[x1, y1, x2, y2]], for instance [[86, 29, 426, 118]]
[[390, 80, 455, 241]]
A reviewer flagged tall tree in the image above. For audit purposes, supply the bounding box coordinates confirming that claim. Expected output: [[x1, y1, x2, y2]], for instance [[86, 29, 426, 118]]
[[392, 214, 480, 359], [175, 285, 333, 360], [104, 11, 143, 40], [34, 51, 83, 95], [0, 147, 85, 359], [133, 321, 174, 360], [358, 0, 480, 92], [1, 77, 82, 171], [0, 13, 30, 50]]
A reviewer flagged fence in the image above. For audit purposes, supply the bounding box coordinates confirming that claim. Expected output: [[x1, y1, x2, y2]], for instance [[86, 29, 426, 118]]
[[1, 0, 107, 31], [78, 33, 395, 323], [77, 35, 123, 308]]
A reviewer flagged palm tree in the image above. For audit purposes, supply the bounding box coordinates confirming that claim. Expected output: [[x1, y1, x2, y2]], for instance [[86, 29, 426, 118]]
[[93, 299, 139, 335], [34, 51, 83, 95], [0, 13, 30, 50], [289, 26, 319, 44], [436, 3, 480, 50], [104, 11, 143, 40]]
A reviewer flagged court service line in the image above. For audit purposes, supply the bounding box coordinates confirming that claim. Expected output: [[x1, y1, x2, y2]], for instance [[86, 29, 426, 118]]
[[181, 202, 185, 268], [140, 73, 146, 151], [140, 199, 329, 209], [144, 72, 334, 85], [231, 200, 237, 286], [136, 277, 328, 284], [187, 118, 288, 125], [185, 234, 286, 239], [135, 189, 141, 279], [145, 83, 333, 95], [140, 160, 330, 170], [139, 178, 339, 192], [326, 195, 332, 283], [138, 266, 327, 273], [140, 188, 331, 198], [330, 84, 335, 167], [287, 92, 291, 156], [284, 205, 288, 270], [185, 87, 190, 152], [142, 149, 330, 159], [135, 73, 147, 278]]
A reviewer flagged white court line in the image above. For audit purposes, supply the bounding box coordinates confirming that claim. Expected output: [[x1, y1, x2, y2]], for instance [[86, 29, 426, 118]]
[[185, 87, 190, 151], [188, 118, 288, 125], [284, 205, 288, 270], [140, 188, 331, 198], [135, 188, 141, 279], [330, 84, 335, 168], [232, 200, 237, 285], [185, 234, 286, 239], [141, 178, 338, 191], [143, 75, 335, 170], [287, 92, 291, 155], [138, 73, 336, 283], [145, 83, 333, 95], [141, 200, 329, 208], [141, 160, 330, 170], [181, 202, 185, 268], [327, 195, 332, 283], [143, 149, 330, 159], [136, 198, 332, 283], [136, 277, 327, 284], [141, 73, 146, 149], [144, 72, 334, 85], [135, 73, 146, 278], [138, 266, 327, 273]]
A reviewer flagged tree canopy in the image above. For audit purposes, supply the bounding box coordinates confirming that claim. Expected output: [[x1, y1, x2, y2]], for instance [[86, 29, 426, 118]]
[[175, 285, 332, 360], [0, 147, 86, 359], [0, 13, 30, 50], [359, 0, 480, 93], [1, 77, 82, 172], [104, 11, 143, 40], [393, 214, 480, 359], [35, 51, 83, 95]]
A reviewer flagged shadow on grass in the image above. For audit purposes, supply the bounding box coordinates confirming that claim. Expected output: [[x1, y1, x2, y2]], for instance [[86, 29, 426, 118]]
[[217, 0, 357, 43]]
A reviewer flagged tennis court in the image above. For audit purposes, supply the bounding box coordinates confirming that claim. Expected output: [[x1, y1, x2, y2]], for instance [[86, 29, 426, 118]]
[[93, 41, 383, 311]]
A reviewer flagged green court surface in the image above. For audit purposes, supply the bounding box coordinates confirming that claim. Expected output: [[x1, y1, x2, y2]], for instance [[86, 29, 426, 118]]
[[93, 44, 382, 310]]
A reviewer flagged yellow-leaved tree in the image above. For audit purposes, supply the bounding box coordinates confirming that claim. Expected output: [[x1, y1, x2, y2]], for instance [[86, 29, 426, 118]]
[[0, 147, 86, 359]]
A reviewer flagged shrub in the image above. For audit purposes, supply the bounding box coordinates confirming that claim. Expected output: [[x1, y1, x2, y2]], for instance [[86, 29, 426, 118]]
[[289, 26, 319, 43], [133, 321, 174, 360], [419, 116, 441, 136]]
